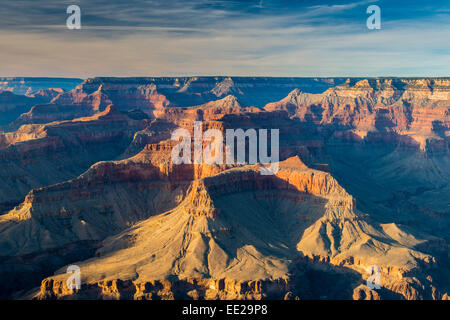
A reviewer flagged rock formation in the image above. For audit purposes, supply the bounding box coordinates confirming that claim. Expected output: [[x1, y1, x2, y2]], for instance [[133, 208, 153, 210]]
[[265, 78, 450, 153], [0, 105, 147, 213], [0, 77, 448, 300]]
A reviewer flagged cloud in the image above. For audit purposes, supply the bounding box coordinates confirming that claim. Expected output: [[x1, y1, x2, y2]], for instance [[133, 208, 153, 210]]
[[0, 0, 449, 77], [307, 0, 378, 15]]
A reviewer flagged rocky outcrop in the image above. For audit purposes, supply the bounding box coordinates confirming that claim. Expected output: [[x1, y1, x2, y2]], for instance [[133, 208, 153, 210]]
[[0, 78, 81, 96], [0, 138, 228, 256], [0, 105, 147, 213], [25, 88, 64, 100], [155, 95, 260, 122], [36, 277, 291, 300], [0, 91, 49, 126], [265, 78, 450, 153], [352, 285, 381, 300], [26, 157, 442, 300], [16, 77, 347, 126]]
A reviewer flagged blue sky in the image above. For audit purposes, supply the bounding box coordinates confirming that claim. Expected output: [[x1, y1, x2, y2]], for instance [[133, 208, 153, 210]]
[[0, 0, 449, 77]]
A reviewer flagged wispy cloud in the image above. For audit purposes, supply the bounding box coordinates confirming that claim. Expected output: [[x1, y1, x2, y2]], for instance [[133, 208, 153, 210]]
[[0, 0, 448, 77]]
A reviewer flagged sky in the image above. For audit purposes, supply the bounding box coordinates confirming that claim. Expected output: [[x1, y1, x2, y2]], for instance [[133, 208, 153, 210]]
[[0, 0, 449, 77]]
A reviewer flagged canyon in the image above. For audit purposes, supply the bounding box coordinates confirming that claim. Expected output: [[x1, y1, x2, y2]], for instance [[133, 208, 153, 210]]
[[0, 77, 448, 300]]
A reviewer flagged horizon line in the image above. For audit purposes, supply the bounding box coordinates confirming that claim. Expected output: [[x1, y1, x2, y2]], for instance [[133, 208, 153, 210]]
[[2, 75, 450, 80]]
